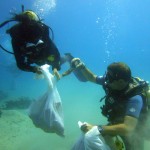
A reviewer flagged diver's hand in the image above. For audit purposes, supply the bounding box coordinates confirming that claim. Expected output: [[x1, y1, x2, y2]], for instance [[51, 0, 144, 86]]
[[71, 58, 85, 69], [81, 123, 94, 133], [34, 66, 42, 74], [53, 68, 61, 80]]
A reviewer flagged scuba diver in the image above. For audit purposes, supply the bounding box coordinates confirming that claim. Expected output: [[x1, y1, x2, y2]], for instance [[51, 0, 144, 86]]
[[0, 7, 88, 81], [70, 59, 150, 150], [0, 6, 62, 79]]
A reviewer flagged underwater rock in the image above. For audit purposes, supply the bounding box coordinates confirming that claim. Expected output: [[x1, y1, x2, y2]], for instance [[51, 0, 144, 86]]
[[4, 97, 33, 110], [0, 90, 8, 101]]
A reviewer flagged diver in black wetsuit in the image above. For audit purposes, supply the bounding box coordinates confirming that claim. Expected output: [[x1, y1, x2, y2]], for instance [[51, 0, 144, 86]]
[[1, 10, 61, 79], [0, 8, 87, 81]]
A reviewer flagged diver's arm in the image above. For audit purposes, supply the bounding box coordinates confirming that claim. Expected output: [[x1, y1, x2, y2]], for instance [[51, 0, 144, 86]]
[[81, 115, 137, 136], [80, 67, 97, 83], [42, 24, 61, 71], [71, 58, 97, 83], [101, 116, 138, 136], [42, 26, 61, 79]]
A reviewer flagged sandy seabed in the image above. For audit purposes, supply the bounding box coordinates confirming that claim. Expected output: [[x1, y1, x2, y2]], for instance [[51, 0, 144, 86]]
[[0, 109, 150, 150], [0, 110, 76, 150]]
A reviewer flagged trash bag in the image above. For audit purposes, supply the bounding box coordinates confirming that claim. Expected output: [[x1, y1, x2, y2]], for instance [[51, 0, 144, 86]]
[[72, 121, 111, 150], [28, 64, 64, 136], [71, 134, 85, 150]]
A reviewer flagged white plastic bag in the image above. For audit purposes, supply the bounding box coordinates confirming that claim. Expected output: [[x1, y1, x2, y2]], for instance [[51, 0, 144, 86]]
[[71, 134, 85, 150], [72, 121, 111, 150], [28, 64, 64, 136]]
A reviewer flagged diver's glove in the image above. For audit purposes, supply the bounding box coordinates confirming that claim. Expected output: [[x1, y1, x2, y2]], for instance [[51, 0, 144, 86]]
[[71, 58, 85, 69]]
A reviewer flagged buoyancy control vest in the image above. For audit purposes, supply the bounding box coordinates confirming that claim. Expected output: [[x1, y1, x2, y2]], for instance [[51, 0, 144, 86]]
[[101, 77, 150, 123]]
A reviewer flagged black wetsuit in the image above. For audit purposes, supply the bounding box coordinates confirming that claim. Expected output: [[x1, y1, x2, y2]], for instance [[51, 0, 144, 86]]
[[7, 21, 60, 73]]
